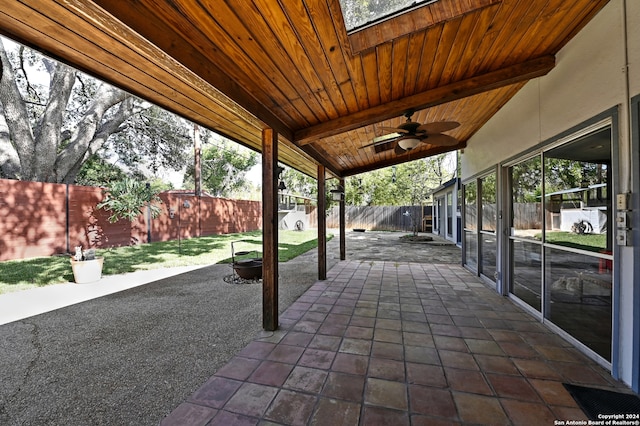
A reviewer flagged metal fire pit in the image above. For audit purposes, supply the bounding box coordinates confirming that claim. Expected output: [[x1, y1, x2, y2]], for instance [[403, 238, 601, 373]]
[[233, 259, 263, 280]]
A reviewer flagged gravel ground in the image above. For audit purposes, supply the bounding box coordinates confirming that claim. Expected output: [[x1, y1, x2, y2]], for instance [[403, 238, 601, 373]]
[[0, 231, 459, 425]]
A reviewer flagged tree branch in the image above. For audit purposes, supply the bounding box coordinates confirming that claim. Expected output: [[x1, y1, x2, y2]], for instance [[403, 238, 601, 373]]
[[18, 46, 41, 103], [55, 90, 132, 183], [33, 61, 76, 181]]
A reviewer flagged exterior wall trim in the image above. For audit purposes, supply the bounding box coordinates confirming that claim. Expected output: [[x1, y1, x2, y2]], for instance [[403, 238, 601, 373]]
[[630, 94, 640, 392]]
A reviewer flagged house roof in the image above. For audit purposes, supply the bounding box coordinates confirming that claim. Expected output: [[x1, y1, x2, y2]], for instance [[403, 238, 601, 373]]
[[0, 0, 610, 179], [431, 177, 460, 196]]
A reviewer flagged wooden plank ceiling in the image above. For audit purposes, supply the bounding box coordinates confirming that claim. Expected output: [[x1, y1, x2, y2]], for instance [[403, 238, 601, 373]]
[[0, 0, 610, 179]]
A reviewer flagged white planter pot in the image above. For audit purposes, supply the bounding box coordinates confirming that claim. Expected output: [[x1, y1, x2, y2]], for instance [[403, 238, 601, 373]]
[[70, 257, 104, 284]]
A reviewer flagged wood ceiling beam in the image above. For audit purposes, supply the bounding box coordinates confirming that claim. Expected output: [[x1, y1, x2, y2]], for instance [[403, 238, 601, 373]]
[[295, 55, 555, 146]]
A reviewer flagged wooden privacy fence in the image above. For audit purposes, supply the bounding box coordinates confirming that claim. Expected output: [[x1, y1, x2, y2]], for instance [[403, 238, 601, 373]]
[[0, 179, 261, 261], [465, 203, 540, 231], [326, 205, 432, 232]]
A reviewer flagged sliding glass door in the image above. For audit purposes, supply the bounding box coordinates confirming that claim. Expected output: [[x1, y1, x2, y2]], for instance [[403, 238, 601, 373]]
[[542, 129, 612, 360], [506, 126, 613, 361]]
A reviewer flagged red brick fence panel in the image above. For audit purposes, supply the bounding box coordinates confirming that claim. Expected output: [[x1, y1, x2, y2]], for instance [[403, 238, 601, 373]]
[[153, 194, 262, 240], [1, 179, 263, 261], [0, 180, 66, 260], [228, 199, 262, 233], [202, 197, 230, 235], [67, 184, 147, 250]]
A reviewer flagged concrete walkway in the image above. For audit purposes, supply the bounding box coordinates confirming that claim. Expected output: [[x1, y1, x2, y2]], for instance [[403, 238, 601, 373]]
[[0, 265, 208, 326], [0, 230, 458, 326]]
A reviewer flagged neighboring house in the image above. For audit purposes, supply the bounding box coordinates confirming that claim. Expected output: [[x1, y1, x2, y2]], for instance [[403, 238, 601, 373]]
[[430, 177, 461, 246], [277, 193, 316, 231], [460, 1, 639, 390]]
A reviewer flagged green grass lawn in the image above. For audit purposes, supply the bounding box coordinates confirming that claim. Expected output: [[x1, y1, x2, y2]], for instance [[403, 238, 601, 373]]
[[536, 231, 607, 252], [0, 230, 332, 294]]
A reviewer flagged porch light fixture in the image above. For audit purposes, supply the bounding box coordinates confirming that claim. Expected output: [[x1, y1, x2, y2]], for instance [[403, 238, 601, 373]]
[[277, 165, 286, 191], [397, 137, 421, 151], [330, 187, 344, 202]]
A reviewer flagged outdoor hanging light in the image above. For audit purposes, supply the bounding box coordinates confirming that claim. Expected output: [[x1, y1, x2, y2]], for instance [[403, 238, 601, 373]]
[[330, 186, 344, 202], [277, 165, 286, 191]]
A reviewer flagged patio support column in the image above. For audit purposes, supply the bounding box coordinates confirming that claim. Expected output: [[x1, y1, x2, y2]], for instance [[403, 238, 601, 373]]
[[318, 165, 327, 280], [339, 178, 346, 260], [262, 128, 278, 331]]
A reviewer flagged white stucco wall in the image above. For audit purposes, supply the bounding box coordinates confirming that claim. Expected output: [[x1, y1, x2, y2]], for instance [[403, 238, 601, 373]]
[[461, 0, 639, 388], [629, 0, 640, 96]]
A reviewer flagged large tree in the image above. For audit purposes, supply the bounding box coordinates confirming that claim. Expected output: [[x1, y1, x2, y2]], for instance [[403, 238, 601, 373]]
[[280, 167, 317, 198], [183, 135, 259, 198], [0, 37, 190, 184], [345, 153, 456, 206]]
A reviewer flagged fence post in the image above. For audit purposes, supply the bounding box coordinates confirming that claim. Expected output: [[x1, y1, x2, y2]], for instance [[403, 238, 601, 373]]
[[66, 183, 70, 254], [146, 182, 152, 243]]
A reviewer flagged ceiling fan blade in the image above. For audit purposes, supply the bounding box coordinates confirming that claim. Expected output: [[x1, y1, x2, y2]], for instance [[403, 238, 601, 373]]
[[394, 143, 406, 155], [416, 121, 460, 134], [359, 133, 399, 149], [423, 133, 459, 147], [379, 126, 409, 134]]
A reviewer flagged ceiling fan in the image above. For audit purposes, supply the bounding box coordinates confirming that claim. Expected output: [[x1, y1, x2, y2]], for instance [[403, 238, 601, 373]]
[[361, 111, 460, 155]]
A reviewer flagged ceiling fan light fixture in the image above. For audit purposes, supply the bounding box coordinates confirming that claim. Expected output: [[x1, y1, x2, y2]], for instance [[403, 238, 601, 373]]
[[397, 137, 421, 150]]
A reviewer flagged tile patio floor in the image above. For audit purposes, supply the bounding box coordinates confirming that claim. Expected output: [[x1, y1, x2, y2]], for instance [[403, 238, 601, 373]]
[[160, 260, 630, 425]]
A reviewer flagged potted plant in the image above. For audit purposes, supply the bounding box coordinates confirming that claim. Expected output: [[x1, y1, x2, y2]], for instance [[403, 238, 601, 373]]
[[70, 178, 162, 283], [70, 247, 104, 284]]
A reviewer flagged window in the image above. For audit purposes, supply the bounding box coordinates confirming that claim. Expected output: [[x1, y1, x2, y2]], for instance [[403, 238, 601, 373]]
[[341, 0, 499, 53], [465, 171, 498, 283], [339, 0, 439, 32], [509, 156, 543, 312], [463, 181, 477, 270], [480, 172, 497, 281], [446, 192, 453, 238], [480, 173, 496, 232]]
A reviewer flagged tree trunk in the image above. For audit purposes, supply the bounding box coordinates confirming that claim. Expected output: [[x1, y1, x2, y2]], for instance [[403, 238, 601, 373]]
[[33, 61, 76, 181], [0, 40, 36, 179]]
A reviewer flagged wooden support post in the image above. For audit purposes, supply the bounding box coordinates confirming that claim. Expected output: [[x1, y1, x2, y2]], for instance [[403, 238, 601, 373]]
[[339, 178, 346, 261], [318, 165, 327, 280], [194, 124, 201, 197], [262, 128, 278, 331], [193, 124, 202, 237]]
